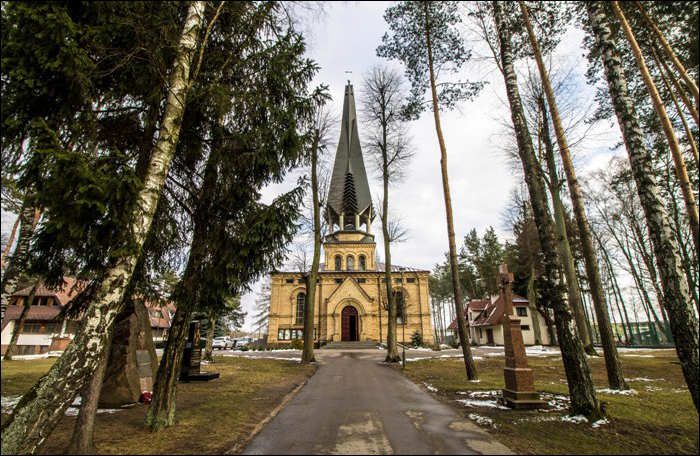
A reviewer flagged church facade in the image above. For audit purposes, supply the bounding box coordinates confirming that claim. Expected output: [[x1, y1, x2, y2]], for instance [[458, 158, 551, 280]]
[[267, 82, 434, 346]]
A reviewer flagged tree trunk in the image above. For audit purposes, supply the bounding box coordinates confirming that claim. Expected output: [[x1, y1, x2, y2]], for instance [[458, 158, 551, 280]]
[[1, 206, 35, 323], [382, 123, 400, 363], [3, 280, 40, 361], [493, 0, 602, 418], [204, 308, 216, 362], [65, 330, 113, 455], [145, 306, 193, 432], [303, 130, 321, 364], [634, 1, 700, 109], [0, 4, 206, 453], [520, 1, 627, 389], [527, 263, 543, 345], [611, 1, 700, 255], [587, 0, 699, 411], [650, 46, 699, 169], [0, 207, 22, 273], [538, 97, 596, 356], [424, 2, 477, 380]]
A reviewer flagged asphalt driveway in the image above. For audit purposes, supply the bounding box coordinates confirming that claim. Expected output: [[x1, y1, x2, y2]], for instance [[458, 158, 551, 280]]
[[241, 350, 513, 455]]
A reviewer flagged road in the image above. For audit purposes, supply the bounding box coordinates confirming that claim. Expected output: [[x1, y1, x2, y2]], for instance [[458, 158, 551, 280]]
[[239, 349, 514, 455]]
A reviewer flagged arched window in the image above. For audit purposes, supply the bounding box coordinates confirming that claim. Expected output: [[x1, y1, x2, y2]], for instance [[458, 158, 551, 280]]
[[335, 255, 343, 271], [296, 293, 305, 325], [347, 256, 355, 271], [358, 255, 366, 271], [393, 291, 405, 325]]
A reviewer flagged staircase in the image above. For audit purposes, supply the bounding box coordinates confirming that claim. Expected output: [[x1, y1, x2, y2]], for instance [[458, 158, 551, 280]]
[[321, 341, 378, 350]]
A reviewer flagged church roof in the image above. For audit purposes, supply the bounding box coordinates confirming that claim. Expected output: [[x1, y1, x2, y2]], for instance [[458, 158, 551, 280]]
[[271, 262, 428, 274], [327, 82, 373, 221]]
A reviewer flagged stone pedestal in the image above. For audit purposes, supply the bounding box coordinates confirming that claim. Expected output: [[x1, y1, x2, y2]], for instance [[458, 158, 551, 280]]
[[500, 265, 547, 410], [99, 300, 159, 406]]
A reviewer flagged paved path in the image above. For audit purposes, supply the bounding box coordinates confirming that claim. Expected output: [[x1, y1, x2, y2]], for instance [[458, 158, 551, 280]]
[[241, 350, 513, 455]]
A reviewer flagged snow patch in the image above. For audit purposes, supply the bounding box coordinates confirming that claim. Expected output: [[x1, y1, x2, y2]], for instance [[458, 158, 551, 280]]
[[422, 383, 438, 393], [592, 418, 610, 428], [456, 399, 510, 410], [561, 415, 589, 424], [468, 413, 497, 428], [596, 388, 638, 396], [625, 377, 664, 383], [623, 354, 654, 358]]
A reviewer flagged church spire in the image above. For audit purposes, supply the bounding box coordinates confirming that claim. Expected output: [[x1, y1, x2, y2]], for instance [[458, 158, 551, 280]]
[[326, 81, 374, 233]]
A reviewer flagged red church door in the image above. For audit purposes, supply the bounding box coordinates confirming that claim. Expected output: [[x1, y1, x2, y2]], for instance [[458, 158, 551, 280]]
[[341, 306, 359, 341]]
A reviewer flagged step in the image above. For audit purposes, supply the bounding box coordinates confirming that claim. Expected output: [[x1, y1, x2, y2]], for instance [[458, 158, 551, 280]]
[[322, 341, 378, 350]]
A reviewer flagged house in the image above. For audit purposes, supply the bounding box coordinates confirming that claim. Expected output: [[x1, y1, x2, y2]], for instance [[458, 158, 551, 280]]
[[448, 294, 551, 346], [1, 278, 177, 355]]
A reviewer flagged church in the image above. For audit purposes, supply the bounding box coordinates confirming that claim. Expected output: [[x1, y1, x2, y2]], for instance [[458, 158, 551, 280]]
[[267, 82, 434, 347]]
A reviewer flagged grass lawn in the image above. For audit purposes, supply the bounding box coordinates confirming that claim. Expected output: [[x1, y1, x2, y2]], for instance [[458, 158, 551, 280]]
[[1, 357, 315, 454], [402, 349, 698, 455]]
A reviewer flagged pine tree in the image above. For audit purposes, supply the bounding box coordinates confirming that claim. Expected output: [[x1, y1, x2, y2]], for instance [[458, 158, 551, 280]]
[[378, 0, 484, 380]]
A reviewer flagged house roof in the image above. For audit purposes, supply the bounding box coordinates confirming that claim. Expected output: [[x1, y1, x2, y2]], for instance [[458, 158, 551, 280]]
[[447, 300, 490, 330], [11, 277, 83, 306], [4, 277, 177, 331], [1, 305, 63, 331], [448, 295, 529, 330]]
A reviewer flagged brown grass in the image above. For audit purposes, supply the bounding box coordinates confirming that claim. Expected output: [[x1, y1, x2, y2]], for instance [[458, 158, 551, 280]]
[[1, 357, 315, 454], [401, 349, 699, 455]]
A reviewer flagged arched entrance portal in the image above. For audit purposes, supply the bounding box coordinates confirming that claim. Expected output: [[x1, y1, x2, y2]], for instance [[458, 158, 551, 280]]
[[341, 306, 359, 341]]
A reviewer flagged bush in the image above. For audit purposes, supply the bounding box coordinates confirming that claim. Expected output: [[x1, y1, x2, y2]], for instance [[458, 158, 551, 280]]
[[411, 331, 423, 348], [289, 339, 303, 350], [240, 346, 249, 352], [449, 339, 460, 349]]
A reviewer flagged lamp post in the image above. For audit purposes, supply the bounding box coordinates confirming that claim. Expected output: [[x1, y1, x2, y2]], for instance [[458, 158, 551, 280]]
[[400, 267, 406, 369]]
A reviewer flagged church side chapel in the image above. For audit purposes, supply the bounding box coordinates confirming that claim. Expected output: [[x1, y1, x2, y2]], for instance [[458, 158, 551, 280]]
[[267, 82, 433, 347]]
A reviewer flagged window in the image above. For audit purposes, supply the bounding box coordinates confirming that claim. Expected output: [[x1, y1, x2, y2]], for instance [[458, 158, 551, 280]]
[[357, 278, 366, 284], [516, 307, 528, 317], [286, 278, 294, 284], [335, 278, 343, 284], [394, 291, 405, 325], [152, 310, 163, 319], [296, 293, 306, 325], [521, 325, 530, 331], [358, 255, 366, 271], [347, 256, 355, 271], [407, 278, 415, 283], [335, 255, 342, 271], [298, 279, 305, 284], [394, 278, 403, 283]]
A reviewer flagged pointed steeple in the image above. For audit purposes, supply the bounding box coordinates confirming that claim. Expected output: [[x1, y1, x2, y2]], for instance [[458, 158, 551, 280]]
[[326, 81, 374, 232]]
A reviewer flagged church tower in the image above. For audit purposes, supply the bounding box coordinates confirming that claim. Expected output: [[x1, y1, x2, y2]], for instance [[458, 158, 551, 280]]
[[266, 82, 433, 347], [323, 81, 376, 272]]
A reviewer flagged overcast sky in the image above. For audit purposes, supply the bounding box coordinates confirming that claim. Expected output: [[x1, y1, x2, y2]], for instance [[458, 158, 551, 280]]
[[1, 2, 626, 333]]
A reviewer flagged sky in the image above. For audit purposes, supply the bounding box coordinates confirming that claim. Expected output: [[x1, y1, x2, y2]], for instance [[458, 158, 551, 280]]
[[1, 2, 627, 333]]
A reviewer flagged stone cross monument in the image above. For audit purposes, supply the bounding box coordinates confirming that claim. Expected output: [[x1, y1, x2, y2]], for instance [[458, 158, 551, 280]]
[[499, 264, 547, 409]]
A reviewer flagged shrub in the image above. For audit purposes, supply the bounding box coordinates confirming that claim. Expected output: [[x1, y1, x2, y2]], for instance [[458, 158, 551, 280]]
[[411, 330, 423, 348], [289, 339, 303, 350]]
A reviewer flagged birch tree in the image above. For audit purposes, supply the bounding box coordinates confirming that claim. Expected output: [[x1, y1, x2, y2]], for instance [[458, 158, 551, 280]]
[[492, 0, 602, 419], [519, 1, 627, 390], [585, 0, 699, 411], [0, 3, 207, 452]]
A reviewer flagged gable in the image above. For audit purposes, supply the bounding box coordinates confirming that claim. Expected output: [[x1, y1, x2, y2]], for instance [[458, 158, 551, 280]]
[[325, 276, 374, 307]]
